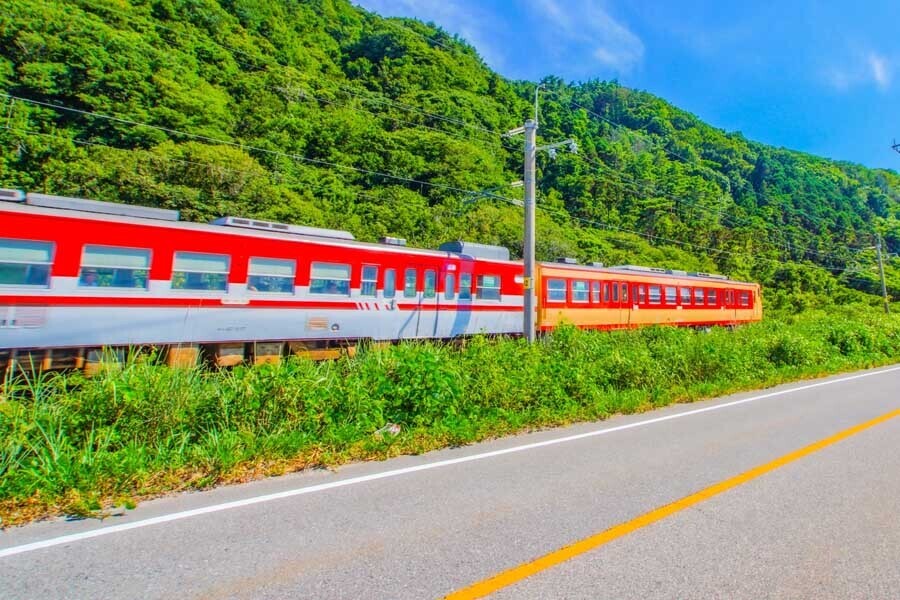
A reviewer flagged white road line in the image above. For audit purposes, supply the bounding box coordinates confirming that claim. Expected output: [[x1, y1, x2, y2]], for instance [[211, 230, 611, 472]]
[[2, 365, 899, 559]]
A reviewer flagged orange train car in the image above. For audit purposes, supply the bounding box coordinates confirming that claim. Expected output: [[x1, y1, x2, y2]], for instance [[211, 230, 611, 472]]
[[537, 261, 761, 331]]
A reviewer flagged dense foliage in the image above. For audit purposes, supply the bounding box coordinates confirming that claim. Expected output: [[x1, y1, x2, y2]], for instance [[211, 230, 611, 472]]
[[1, 0, 899, 310], [3, 309, 900, 524]]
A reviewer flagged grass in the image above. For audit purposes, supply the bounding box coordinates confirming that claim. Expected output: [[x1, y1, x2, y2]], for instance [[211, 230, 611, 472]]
[[2, 306, 900, 526]]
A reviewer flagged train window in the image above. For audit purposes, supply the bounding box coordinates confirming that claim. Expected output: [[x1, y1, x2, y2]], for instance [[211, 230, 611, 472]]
[[424, 270, 437, 299], [637, 285, 647, 304], [384, 269, 396, 298], [445, 273, 456, 300], [79, 246, 150, 289], [665, 286, 677, 304], [459, 273, 472, 300], [679, 287, 691, 304], [739, 291, 750, 307], [360, 265, 378, 297], [572, 280, 589, 303], [403, 268, 418, 298], [726, 290, 735, 306], [172, 252, 229, 291], [476, 275, 501, 300], [621, 283, 628, 303], [693, 288, 705, 305], [602, 282, 610, 303], [547, 278, 566, 302], [612, 282, 619, 302], [309, 262, 350, 295], [707, 289, 718, 305], [649, 285, 662, 304], [591, 281, 600, 303], [0, 239, 53, 287], [248, 257, 295, 294]]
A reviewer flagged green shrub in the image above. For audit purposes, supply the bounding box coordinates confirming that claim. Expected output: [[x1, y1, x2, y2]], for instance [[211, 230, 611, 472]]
[[2, 306, 899, 523]]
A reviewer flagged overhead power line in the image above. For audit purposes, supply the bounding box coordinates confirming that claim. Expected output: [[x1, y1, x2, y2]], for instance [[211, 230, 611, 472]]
[[539, 89, 880, 259], [2, 124, 276, 181], [4, 112, 881, 287], [475, 188, 877, 284], [543, 87, 890, 246], [297, 88, 515, 151], [1, 93, 521, 203], [568, 153, 864, 263], [1, 123, 451, 227]]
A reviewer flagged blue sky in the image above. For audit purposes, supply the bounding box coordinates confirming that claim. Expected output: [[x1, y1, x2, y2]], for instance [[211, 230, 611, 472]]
[[354, 0, 900, 171]]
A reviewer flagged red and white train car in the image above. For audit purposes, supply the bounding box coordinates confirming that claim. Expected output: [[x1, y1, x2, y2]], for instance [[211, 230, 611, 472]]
[[0, 190, 523, 366]]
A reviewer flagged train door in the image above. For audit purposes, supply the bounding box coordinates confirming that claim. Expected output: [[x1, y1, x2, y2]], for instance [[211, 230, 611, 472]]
[[436, 261, 463, 338], [628, 282, 640, 327], [453, 259, 476, 336], [396, 265, 427, 339], [416, 265, 439, 338], [725, 289, 737, 323], [610, 280, 623, 326]]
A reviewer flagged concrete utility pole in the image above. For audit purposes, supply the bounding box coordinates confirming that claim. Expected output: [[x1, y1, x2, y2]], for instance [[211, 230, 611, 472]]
[[505, 85, 578, 343], [523, 118, 538, 342], [877, 234, 890, 314]]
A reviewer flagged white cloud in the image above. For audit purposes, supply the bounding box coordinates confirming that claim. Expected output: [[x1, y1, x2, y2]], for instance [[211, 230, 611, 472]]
[[353, 0, 509, 70], [825, 50, 893, 92], [868, 53, 891, 89], [353, 0, 643, 79], [525, 0, 644, 74]]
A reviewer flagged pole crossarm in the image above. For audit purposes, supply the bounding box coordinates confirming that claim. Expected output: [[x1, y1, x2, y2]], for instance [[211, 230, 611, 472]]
[[504, 126, 578, 341], [537, 139, 578, 153], [502, 85, 581, 343]]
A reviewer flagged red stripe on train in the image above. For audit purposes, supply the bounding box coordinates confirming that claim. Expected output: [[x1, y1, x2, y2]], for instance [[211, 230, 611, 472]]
[[0, 296, 521, 312]]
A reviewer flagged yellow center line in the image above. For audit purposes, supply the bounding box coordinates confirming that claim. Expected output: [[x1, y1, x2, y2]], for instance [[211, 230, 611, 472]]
[[446, 407, 900, 599]]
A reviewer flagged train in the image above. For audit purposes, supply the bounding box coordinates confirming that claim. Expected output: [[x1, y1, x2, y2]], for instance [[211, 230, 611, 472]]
[[0, 188, 762, 371]]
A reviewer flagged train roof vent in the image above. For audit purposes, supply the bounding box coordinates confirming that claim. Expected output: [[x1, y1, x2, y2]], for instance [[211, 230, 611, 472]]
[[666, 269, 688, 276], [211, 216, 355, 240], [610, 264, 668, 274], [438, 241, 510, 261], [589, 262, 605, 268], [25, 192, 179, 221], [0, 188, 25, 202], [556, 257, 578, 264], [688, 271, 729, 280], [379, 236, 407, 246]]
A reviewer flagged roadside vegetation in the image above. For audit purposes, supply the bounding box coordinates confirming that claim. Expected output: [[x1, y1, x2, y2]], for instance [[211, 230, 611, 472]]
[[3, 0, 899, 300], [2, 306, 899, 526]]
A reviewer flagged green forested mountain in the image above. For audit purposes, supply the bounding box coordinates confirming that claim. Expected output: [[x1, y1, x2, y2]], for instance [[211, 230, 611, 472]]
[[1, 0, 899, 311]]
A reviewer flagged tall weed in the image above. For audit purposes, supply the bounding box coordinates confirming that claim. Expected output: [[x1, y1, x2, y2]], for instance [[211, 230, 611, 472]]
[[3, 307, 900, 523]]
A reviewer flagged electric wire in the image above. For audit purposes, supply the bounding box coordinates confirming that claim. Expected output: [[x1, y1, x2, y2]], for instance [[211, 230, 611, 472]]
[[569, 152, 862, 264], [5, 6, 891, 288], [547, 88, 884, 253], [2, 118, 882, 286], [2, 93, 522, 201], [540, 90, 872, 258]]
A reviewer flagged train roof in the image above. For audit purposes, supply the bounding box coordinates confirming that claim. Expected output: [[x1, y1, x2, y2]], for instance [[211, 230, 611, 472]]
[[539, 260, 758, 287], [0, 190, 518, 266]]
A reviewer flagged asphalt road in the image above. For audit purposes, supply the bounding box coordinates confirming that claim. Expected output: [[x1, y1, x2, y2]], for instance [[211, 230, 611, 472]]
[[2, 365, 899, 599]]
